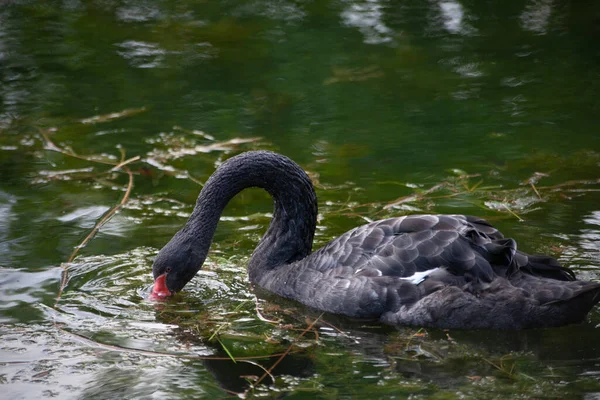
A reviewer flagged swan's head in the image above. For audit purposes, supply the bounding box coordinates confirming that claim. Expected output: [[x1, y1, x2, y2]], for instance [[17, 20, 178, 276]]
[[150, 234, 206, 299]]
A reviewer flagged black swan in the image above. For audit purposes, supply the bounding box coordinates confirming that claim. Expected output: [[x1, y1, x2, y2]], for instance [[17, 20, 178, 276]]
[[151, 150, 600, 329]]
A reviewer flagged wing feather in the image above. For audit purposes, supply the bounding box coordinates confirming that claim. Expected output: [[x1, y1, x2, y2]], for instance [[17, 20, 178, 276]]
[[310, 214, 501, 281]]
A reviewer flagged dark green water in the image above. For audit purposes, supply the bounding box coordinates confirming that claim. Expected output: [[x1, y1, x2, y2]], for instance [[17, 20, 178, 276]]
[[1, 1, 600, 398]]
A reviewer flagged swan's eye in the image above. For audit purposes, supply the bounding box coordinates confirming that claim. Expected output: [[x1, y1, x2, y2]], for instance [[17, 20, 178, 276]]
[[166, 267, 172, 273]]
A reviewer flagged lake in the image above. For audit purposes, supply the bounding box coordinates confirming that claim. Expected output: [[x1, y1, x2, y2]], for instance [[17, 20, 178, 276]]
[[1, 1, 600, 398]]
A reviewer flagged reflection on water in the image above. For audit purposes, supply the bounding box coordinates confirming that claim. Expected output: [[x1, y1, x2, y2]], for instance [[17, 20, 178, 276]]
[[520, 0, 555, 34], [0, 268, 61, 321], [116, 40, 168, 69], [341, 0, 393, 44], [0, 191, 16, 255], [561, 211, 600, 282], [116, 1, 161, 23], [439, 1, 465, 35], [1, 0, 599, 397], [437, 0, 476, 36]]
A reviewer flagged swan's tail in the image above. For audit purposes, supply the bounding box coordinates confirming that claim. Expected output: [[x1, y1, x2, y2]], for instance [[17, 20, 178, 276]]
[[381, 238, 598, 329], [522, 276, 600, 327], [515, 251, 576, 281], [382, 271, 600, 329], [479, 237, 575, 282], [542, 282, 600, 323]]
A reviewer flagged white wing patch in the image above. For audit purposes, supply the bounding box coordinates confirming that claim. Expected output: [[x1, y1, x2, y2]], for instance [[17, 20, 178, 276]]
[[400, 268, 442, 285]]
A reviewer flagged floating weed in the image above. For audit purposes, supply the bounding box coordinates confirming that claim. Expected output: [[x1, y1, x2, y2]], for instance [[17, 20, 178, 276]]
[[464, 179, 484, 193], [216, 336, 237, 364], [79, 107, 147, 124], [326, 163, 599, 225], [482, 354, 522, 380], [500, 202, 525, 222], [208, 322, 230, 342], [323, 65, 384, 85]]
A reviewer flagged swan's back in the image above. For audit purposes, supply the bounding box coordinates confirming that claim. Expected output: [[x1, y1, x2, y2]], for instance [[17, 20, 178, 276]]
[[254, 214, 600, 329], [312, 215, 507, 279]]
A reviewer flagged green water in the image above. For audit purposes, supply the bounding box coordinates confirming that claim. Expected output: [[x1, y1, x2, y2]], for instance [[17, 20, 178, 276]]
[[1, 1, 600, 398]]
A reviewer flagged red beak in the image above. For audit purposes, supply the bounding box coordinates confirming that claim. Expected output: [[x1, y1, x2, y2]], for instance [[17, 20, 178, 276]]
[[150, 273, 172, 300]]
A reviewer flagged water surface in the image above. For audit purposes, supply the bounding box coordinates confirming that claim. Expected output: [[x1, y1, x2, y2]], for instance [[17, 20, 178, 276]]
[[1, 1, 600, 398]]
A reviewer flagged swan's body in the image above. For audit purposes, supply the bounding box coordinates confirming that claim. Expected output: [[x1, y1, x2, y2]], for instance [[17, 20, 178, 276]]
[[152, 151, 600, 329]]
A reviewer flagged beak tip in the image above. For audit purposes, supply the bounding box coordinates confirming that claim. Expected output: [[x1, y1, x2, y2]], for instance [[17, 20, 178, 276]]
[[149, 273, 172, 300]]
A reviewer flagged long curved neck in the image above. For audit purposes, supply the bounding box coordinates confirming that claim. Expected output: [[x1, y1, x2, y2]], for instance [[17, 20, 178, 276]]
[[180, 151, 318, 282]]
